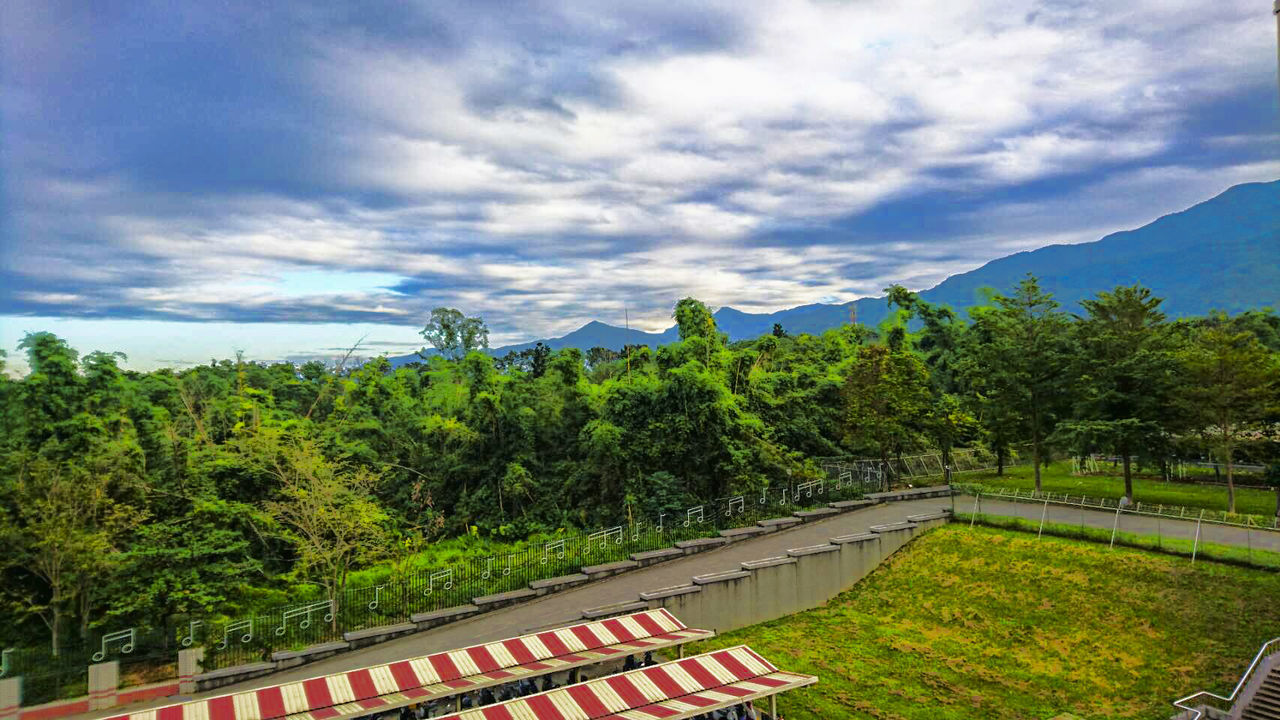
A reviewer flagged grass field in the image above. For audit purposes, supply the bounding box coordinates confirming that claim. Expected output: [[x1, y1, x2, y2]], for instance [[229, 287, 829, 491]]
[[687, 525, 1280, 720], [965, 461, 1279, 517]]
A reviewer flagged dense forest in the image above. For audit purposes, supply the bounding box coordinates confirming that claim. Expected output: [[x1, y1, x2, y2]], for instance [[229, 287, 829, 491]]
[[1, 275, 1278, 654]]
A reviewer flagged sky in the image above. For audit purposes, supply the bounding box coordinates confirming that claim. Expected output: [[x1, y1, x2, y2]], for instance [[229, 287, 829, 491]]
[[2, 0, 1279, 373]]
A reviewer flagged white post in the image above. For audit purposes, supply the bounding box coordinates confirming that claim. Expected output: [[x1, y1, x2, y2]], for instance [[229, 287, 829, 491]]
[[1038, 498, 1049, 539], [1110, 505, 1122, 549], [0, 677, 20, 720], [1192, 510, 1203, 564], [88, 660, 120, 711], [970, 492, 980, 528], [771, 694, 778, 719], [178, 647, 204, 695]]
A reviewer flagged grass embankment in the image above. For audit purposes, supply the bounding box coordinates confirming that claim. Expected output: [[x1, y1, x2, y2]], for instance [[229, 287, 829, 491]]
[[967, 461, 1278, 517], [688, 525, 1280, 720]]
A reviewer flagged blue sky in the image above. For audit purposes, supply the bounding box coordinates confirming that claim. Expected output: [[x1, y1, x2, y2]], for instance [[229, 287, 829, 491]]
[[2, 0, 1278, 372]]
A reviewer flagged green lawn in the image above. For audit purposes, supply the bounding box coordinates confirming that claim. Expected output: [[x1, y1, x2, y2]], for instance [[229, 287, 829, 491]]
[[688, 525, 1280, 720], [965, 461, 1279, 517]]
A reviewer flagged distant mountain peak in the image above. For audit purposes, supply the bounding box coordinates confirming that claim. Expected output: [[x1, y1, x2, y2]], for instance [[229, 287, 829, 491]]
[[388, 179, 1279, 367]]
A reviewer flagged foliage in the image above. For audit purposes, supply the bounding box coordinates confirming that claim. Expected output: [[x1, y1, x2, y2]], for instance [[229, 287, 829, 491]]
[[689, 525, 1280, 720], [1, 290, 1277, 655]]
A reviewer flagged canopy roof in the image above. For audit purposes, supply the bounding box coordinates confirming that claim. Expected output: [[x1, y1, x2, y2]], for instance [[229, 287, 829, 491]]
[[436, 645, 816, 720], [106, 610, 713, 720]]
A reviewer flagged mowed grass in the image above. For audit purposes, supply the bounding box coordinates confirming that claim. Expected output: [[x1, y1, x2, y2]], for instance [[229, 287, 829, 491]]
[[966, 461, 1278, 517], [687, 525, 1280, 720]]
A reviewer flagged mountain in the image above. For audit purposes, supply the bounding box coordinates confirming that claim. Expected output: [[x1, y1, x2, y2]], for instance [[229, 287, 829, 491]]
[[390, 179, 1279, 365]]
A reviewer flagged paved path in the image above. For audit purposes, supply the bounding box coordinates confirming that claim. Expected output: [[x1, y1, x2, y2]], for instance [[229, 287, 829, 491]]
[[959, 494, 1280, 553], [85, 494, 951, 718]]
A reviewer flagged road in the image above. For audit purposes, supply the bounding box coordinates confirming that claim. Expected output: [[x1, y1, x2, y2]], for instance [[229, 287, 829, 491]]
[[958, 494, 1280, 553]]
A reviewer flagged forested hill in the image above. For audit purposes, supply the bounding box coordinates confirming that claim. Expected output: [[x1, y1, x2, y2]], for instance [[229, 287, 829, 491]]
[[396, 178, 1278, 362]]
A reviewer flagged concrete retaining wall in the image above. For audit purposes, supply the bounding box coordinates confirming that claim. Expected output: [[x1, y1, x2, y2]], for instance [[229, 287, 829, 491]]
[[627, 511, 950, 634]]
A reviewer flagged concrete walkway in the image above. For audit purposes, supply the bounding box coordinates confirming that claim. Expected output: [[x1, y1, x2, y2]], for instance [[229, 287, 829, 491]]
[[79, 494, 952, 718], [960, 494, 1280, 553]]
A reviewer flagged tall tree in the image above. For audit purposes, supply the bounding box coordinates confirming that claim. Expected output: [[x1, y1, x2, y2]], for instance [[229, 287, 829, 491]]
[[1061, 285, 1176, 502], [258, 436, 390, 621], [969, 275, 1071, 491], [842, 343, 931, 470], [419, 308, 490, 361], [1177, 325, 1278, 513]]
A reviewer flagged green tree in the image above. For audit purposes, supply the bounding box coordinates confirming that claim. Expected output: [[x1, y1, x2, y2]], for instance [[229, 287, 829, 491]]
[[968, 275, 1071, 491], [419, 308, 490, 361], [842, 344, 931, 468], [1061, 285, 1176, 502], [259, 437, 391, 621], [1177, 325, 1278, 513], [1, 458, 142, 655]]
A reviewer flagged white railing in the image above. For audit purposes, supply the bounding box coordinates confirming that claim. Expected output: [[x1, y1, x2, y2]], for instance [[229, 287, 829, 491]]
[[1172, 638, 1280, 719]]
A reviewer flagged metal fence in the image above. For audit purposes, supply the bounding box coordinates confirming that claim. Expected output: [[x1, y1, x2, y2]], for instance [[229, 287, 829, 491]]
[[817, 446, 1026, 486], [952, 483, 1280, 569]]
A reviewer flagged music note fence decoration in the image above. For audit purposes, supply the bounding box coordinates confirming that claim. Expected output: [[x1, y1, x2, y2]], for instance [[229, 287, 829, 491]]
[[683, 505, 705, 527], [179, 620, 201, 648], [92, 629, 135, 663], [726, 496, 745, 516]]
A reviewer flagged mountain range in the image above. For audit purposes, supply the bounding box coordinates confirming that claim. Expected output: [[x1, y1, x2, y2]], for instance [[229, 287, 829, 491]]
[[392, 178, 1280, 363]]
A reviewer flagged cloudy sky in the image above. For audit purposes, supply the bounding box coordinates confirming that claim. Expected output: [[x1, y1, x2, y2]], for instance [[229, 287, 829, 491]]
[[2, 0, 1278, 371]]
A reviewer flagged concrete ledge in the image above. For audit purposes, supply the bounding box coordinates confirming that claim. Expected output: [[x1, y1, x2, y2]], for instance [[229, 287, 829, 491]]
[[581, 559, 639, 580], [787, 543, 840, 558], [581, 600, 650, 620], [829, 532, 879, 545], [529, 573, 590, 594], [906, 511, 950, 523], [343, 622, 417, 648], [411, 603, 479, 628], [692, 570, 752, 585], [740, 556, 796, 571], [829, 499, 878, 510], [720, 526, 769, 541], [757, 517, 801, 530], [193, 662, 275, 691], [675, 537, 728, 553], [868, 485, 951, 501], [630, 547, 684, 566], [270, 640, 349, 668], [473, 588, 538, 609], [869, 521, 919, 533], [640, 584, 702, 601], [793, 507, 839, 522]]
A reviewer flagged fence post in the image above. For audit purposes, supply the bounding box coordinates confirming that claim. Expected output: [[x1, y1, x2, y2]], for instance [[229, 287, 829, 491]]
[[1192, 510, 1203, 564], [0, 677, 20, 720], [178, 646, 205, 695], [88, 660, 119, 711]]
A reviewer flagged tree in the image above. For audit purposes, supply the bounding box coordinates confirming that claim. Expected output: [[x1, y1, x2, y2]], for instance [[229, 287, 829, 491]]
[[259, 437, 390, 621], [842, 344, 931, 468], [1178, 325, 1278, 513], [419, 308, 490, 361], [969, 275, 1071, 491], [1062, 285, 1177, 502], [2, 458, 140, 655]]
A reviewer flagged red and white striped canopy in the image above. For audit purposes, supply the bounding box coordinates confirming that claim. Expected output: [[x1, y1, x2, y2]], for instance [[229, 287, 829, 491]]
[[106, 610, 712, 720], [436, 645, 816, 720]]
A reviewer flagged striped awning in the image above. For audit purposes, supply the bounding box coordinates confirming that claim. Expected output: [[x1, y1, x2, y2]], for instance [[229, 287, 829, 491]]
[[106, 610, 712, 720], [436, 646, 817, 720]]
